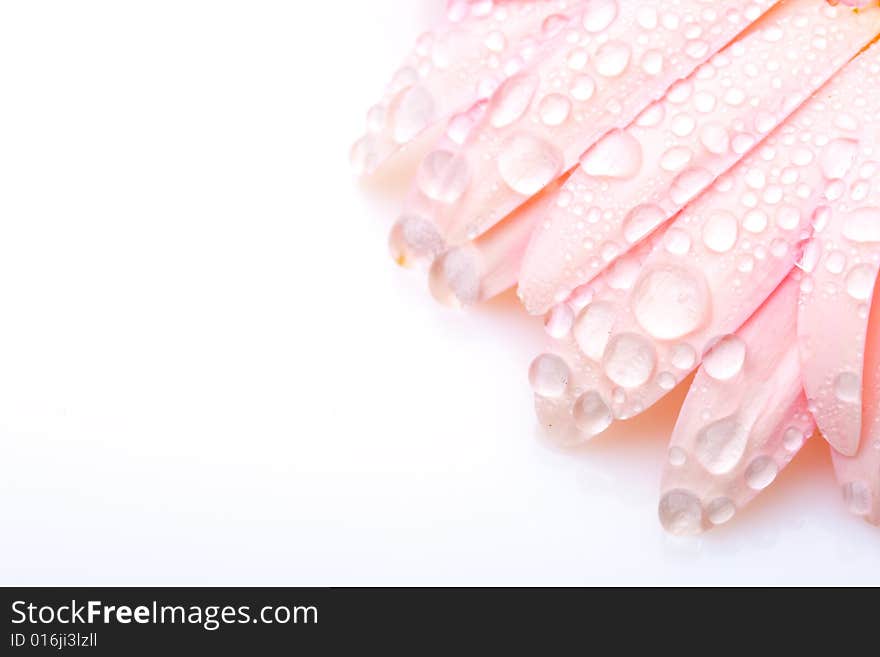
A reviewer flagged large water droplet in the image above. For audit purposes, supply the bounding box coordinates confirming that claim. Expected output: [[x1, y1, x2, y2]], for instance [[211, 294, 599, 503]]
[[703, 335, 746, 381], [573, 301, 615, 361], [846, 264, 877, 301], [702, 210, 738, 253], [622, 204, 666, 244], [695, 416, 747, 474], [528, 353, 570, 398], [699, 123, 730, 155], [632, 266, 709, 340], [583, 0, 618, 32], [707, 497, 736, 526], [538, 94, 572, 126], [602, 333, 657, 388], [490, 74, 538, 128], [417, 150, 471, 203], [820, 138, 859, 180], [573, 391, 614, 436], [843, 207, 880, 243], [834, 372, 861, 403], [744, 456, 778, 491], [594, 41, 631, 77], [498, 133, 563, 195], [658, 489, 703, 535], [392, 85, 436, 143], [579, 129, 643, 179]]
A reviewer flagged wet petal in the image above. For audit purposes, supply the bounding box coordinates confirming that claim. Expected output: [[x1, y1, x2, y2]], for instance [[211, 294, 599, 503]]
[[660, 275, 814, 535], [352, 0, 578, 176], [798, 45, 880, 456], [390, 0, 780, 265], [519, 0, 880, 314]]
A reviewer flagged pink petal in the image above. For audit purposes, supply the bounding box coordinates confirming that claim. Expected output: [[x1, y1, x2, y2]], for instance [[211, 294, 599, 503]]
[[389, 0, 779, 265], [518, 0, 880, 315], [797, 45, 880, 456], [831, 281, 880, 524], [659, 274, 815, 535], [352, 0, 574, 177]]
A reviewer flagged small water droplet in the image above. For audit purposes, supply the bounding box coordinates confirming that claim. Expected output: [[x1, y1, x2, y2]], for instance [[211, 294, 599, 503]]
[[573, 302, 615, 361], [820, 138, 859, 180], [696, 416, 747, 474], [667, 446, 687, 467], [658, 489, 703, 536], [538, 94, 572, 126], [498, 133, 563, 195], [671, 344, 697, 371], [622, 204, 666, 244], [633, 265, 709, 340], [573, 391, 614, 436], [602, 333, 657, 388], [702, 211, 738, 253], [490, 74, 538, 128], [583, 0, 618, 33], [842, 481, 872, 516], [834, 372, 861, 404], [744, 456, 778, 491], [580, 129, 643, 179], [595, 41, 631, 77], [707, 497, 736, 526], [670, 168, 713, 205], [417, 150, 471, 203], [845, 264, 876, 301]]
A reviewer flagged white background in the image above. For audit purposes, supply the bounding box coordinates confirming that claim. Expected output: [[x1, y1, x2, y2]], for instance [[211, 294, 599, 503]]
[[1, 0, 878, 586]]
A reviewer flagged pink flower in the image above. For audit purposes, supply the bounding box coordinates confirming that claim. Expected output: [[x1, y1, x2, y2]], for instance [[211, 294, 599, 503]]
[[353, 0, 880, 533]]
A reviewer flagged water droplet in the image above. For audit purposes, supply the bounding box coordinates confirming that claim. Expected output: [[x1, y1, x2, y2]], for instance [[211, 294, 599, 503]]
[[660, 146, 694, 172], [595, 41, 631, 77], [834, 372, 861, 404], [580, 129, 643, 179], [842, 481, 872, 516], [389, 214, 445, 267], [417, 150, 471, 203], [633, 265, 709, 340], [664, 228, 692, 255], [846, 264, 876, 301], [657, 372, 676, 391], [776, 205, 801, 231], [843, 207, 880, 243], [744, 456, 778, 491], [703, 335, 746, 381], [636, 6, 658, 30], [583, 0, 618, 33], [498, 133, 563, 195], [743, 209, 768, 234], [573, 301, 615, 361], [671, 114, 696, 137], [641, 50, 664, 76], [668, 446, 687, 467], [658, 489, 703, 536], [528, 353, 570, 398], [538, 94, 572, 126], [699, 123, 729, 155], [702, 211, 738, 253], [670, 168, 713, 205], [707, 497, 736, 526], [392, 85, 436, 143], [622, 204, 666, 244], [695, 416, 747, 474], [544, 304, 574, 339], [820, 138, 859, 180], [490, 74, 538, 128], [573, 391, 614, 436], [570, 75, 596, 101], [603, 333, 657, 388]]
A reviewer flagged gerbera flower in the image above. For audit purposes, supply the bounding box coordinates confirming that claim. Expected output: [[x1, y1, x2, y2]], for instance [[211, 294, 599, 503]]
[[352, 0, 880, 533]]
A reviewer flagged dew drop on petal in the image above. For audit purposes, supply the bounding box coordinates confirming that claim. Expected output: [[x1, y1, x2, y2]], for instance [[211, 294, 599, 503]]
[[783, 427, 805, 452], [528, 353, 570, 398], [583, 0, 618, 33], [602, 333, 657, 388], [846, 264, 877, 301], [573, 391, 614, 436], [670, 344, 697, 371], [595, 41, 631, 78], [702, 210, 738, 253], [670, 168, 713, 205], [707, 497, 736, 526], [744, 456, 778, 491], [573, 301, 615, 361], [658, 489, 703, 536], [622, 204, 666, 244], [843, 207, 880, 243], [417, 150, 470, 203], [695, 416, 747, 474], [667, 446, 687, 467], [632, 266, 709, 340], [703, 335, 746, 381], [490, 74, 538, 128], [820, 138, 859, 180], [580, 129, 643, 179], [538, 94, 572, 126], [699, 123, 729, 155], [570, 75, 596, 101], [834, 372, 861, 404], [498, 133, 563, 195]]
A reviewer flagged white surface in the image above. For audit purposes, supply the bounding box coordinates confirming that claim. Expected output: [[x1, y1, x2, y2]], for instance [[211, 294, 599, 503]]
[[1, 0, 879, 586]]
